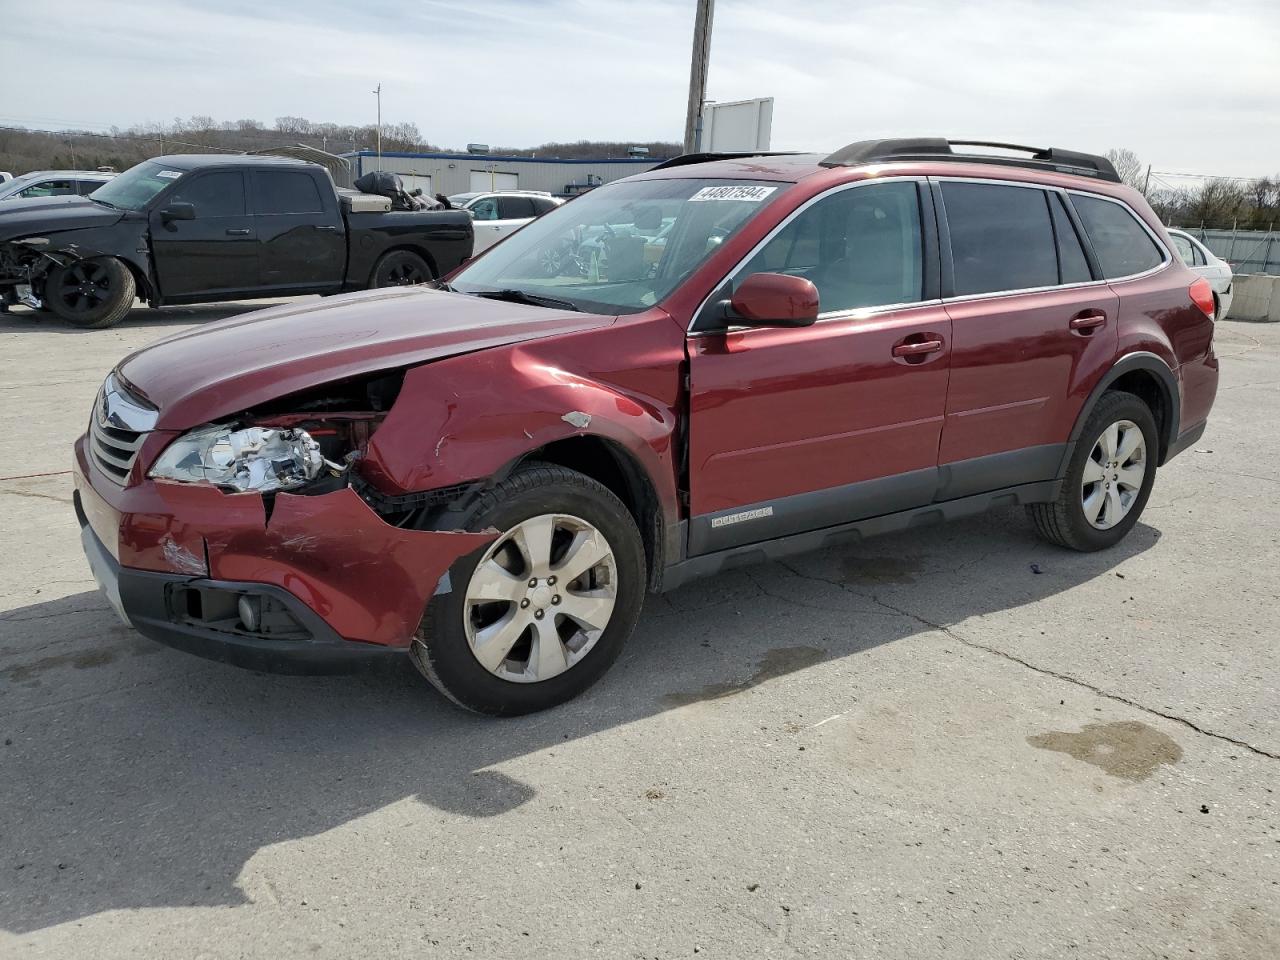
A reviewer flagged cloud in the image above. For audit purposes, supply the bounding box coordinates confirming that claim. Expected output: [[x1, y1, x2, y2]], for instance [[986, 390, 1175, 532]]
[[4, 0, 1277, 176]]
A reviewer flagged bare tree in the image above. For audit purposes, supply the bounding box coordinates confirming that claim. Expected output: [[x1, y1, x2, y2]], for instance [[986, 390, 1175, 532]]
[[1105, 148, 1147, 192]]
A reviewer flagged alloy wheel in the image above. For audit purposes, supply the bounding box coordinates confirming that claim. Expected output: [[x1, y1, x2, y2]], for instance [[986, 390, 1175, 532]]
[[56, 261, 112, 314], [1082, 419, 1146, 530], [463, 513, 617, 683]]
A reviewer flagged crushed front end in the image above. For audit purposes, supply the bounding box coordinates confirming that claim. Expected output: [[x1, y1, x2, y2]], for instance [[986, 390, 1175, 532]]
[[73, 370, 495, 673]]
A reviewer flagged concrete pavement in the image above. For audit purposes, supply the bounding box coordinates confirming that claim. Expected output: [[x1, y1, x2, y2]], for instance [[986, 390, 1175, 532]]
[[1, 302, 1277, 958]]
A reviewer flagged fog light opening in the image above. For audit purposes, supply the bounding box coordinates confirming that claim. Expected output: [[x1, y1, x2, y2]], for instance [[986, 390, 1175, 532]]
[[237, 594, 262, 632]]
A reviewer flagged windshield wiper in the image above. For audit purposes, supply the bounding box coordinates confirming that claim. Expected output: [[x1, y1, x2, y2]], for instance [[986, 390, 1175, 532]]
[[470, 288, 582, 312], [87, 196, 117, 209]]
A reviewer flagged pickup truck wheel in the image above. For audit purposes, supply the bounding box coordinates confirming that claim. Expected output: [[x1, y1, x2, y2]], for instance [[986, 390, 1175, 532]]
[[411, 463, 645, 716], [370, 250, 431, 288], [44, 257, 136, 328], [1027, 391, 1158, 551]]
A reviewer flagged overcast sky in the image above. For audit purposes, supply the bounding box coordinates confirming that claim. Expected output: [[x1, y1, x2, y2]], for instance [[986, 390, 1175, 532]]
[[3, 0, 1277, 179]]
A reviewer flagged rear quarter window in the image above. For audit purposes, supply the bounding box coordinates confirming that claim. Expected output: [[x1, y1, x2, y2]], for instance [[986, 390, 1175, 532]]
[[1071, 195, 1165, 279]]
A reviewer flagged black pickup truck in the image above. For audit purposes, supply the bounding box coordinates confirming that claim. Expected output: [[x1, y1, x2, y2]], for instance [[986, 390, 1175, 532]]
[[0, 155, 473, 327]]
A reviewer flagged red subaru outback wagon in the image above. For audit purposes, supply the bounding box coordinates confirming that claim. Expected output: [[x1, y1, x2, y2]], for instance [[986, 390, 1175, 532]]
[[75, 138, 1219, 714]]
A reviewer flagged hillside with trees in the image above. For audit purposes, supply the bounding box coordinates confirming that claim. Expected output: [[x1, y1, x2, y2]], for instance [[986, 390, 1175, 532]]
[[0, 116, 680, 176]]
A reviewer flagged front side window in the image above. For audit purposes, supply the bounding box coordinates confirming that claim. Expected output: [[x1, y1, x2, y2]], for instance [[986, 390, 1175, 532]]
[[1071, 194, 1164, 279], [170, 171, 245, 217], [737, 181, 923, 313], [19, 179, 76, 198], [254, 171, 324, 215], [451, 177, 783, 315], [470, 197, 499, 220], [943, 182, 1058, 296]]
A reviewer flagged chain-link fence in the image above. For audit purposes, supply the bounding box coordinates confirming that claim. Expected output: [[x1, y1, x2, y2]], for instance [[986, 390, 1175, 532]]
[[1174, 227, 1279, 275]]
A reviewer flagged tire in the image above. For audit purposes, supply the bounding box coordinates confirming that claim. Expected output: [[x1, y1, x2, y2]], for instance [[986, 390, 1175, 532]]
[[1027, 391, 1159, 551], [1212, 292, 1222, 321], [369, 249, 431, 288], [44, 257, 136, 329], [411, 463, 645, 715]]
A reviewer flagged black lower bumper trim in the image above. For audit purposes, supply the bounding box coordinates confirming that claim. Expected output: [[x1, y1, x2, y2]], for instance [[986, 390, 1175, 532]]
[[79, 517, 405, 675]]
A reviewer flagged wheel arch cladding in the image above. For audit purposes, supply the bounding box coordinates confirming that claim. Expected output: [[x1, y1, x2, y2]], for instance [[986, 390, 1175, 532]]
[[1064, 353, 1180, 470], [515, 434, 666, 589], [358, 344, 682, 553]]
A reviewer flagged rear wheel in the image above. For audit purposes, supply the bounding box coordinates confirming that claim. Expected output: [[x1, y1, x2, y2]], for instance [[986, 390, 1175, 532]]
[[370, 249, 431, 288], [1028, 391, 1158, 551], [411, 463, 645, 715], [44, 257, 136, 328]]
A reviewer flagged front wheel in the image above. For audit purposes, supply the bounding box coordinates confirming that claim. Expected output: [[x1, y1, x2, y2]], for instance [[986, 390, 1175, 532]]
[[411, 463, 645, 715], [44, 257, 136, 328], [370, 249, 431, 288], [1027, 391, 1159, 551]]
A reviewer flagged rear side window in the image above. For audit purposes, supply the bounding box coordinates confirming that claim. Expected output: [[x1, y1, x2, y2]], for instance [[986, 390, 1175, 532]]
[[76, 179, 104, 196], [1050, 194, 1092, 284], [942, 182, 1057, 295], [170, 171, 245, 217], [498, 196, 535, 219], [1071, 195, 1164, 278], [738, 180, 923, 312], [1170, 233, 1194, 264], [255, 171, 324, 215]]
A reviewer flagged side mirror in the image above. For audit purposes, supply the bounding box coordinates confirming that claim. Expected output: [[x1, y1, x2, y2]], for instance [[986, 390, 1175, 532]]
[[724, 273, 820, 328], [159, 202, 195, 222]]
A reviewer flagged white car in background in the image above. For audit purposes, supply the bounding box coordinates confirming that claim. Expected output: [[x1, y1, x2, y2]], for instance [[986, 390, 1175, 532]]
[[0, 169, 116, 201], [448, 190, 563, 254], [1167, 228, 1234, 320]]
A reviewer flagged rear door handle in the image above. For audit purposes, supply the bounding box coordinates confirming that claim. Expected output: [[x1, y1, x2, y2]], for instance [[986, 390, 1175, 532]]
[[225, 228, 251, 236], [1070, 311, 1107, 333], [892, 339, 944, 358], [316, 224, 338, 232]]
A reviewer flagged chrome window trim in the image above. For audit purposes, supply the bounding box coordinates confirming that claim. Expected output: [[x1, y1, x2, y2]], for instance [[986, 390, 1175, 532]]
[[686, 175, 931, 336], [687, 173, 1174, 338]]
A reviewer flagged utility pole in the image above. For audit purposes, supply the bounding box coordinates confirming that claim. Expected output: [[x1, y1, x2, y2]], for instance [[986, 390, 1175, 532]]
[[682, 0, 714, 154], [1142, 164, 1152, 195], [373, 83, 382, 170]]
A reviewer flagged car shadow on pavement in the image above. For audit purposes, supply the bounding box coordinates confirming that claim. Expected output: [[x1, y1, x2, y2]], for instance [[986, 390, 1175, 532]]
[[0, 507, 1159, 933]]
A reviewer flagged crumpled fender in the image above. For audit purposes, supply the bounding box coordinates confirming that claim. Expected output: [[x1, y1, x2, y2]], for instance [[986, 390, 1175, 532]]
[[359, 332, 682, 519]]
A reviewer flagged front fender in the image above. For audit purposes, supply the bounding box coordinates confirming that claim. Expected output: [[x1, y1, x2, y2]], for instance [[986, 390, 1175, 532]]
[[359, 340, 680, 517], [6, 221, 153, 298]]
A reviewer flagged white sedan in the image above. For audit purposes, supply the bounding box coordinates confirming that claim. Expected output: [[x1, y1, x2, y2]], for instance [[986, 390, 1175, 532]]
[[1167, 228, 1234, 320], [449, 191, 563, 254]]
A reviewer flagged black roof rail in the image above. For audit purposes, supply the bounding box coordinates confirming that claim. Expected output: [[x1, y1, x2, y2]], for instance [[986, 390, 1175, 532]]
[[648, 151, 804, 171], [819, 138, 1121, 183]]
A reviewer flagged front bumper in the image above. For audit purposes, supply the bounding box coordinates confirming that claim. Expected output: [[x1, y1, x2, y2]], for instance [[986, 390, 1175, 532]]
[[73, 434, 495, 672]]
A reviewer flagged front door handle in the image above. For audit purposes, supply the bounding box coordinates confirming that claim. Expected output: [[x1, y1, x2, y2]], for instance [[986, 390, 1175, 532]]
[[892, 339, 944, 359], [225, 228, 251, 236], [1070, 310, 1107, 333], [316, 224, 338, 232]]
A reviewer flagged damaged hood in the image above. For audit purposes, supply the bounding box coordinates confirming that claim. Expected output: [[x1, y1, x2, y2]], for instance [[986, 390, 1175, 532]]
[[0, 195, 126, 241], [117, 286, 616, 430]]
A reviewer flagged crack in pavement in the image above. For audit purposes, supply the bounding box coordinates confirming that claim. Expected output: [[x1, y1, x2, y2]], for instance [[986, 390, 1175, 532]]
[[774, 559, 1280, 762]]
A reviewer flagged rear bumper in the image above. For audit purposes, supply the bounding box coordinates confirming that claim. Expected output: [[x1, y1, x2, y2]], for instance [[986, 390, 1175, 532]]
[[73, 433, 495, 670]]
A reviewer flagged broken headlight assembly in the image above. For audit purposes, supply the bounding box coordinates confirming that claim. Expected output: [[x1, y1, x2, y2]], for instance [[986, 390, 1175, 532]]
[[148, 424, 337, 493]]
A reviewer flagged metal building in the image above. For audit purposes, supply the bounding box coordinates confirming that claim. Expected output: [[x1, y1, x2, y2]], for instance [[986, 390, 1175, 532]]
[[341, 151, 666, 198]]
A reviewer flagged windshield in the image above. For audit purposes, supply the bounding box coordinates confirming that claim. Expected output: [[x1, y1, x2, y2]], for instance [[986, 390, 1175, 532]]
[[88, 160, 184, 211], [451, 178, 784, 315]]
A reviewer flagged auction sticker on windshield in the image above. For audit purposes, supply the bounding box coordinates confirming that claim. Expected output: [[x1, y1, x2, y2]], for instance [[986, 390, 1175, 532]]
[[688, 185, 777, 202], [155, 171, 183, 179]]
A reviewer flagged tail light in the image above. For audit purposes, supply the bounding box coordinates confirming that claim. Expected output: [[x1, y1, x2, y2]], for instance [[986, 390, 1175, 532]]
[[1189, 277, 1215, 320]]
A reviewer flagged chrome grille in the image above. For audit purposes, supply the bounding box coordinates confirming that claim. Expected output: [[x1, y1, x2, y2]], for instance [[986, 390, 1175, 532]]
[[89, 374, 157, 485]]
